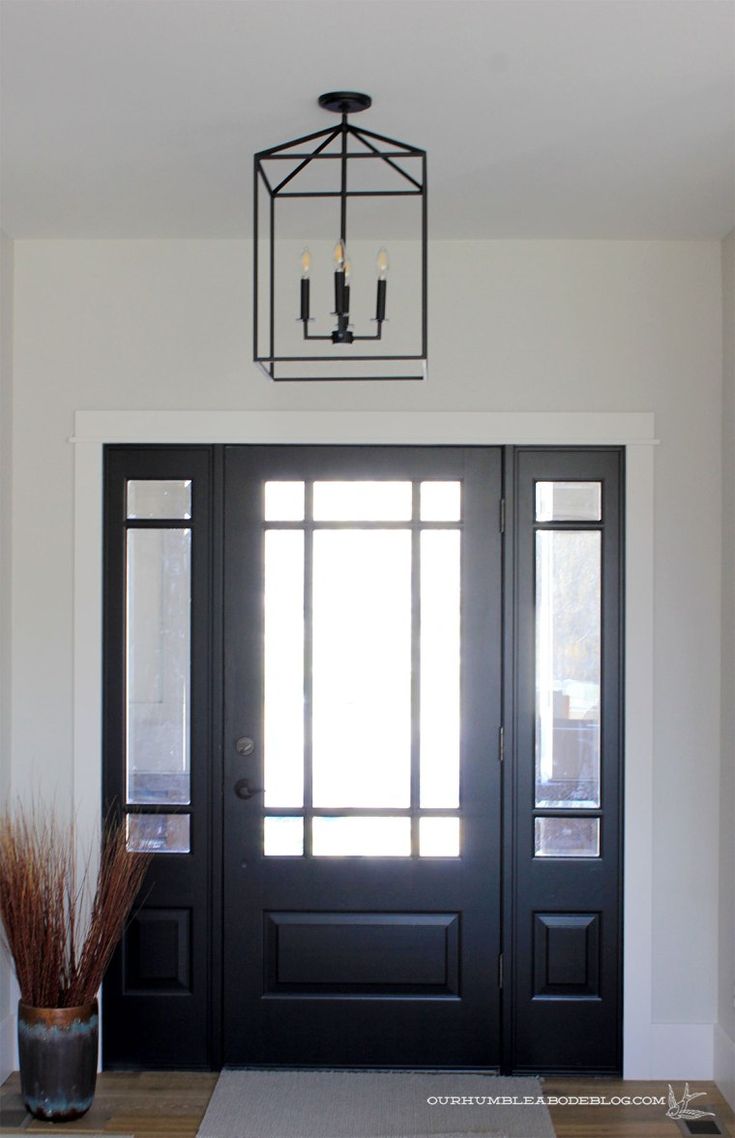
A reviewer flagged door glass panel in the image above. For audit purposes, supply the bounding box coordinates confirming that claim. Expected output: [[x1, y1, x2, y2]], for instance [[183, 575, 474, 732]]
[[535, 530, 601, 808], [420, 481, 461, 521], [534, 816, 600, 858], [535, 481, 601, 522], [312, 530, 411, 808], [126, 813, 190, 854], [312, 817, 411, 857], [264, 481, 305, 521], [126, 479, 192, 520], [419, 817, 460, 857], [264, 817, 304, 856], [312, 481, 412, 521], [420, 530, 460, 808], [264, 531, 304, 807], [126, 528, 191, 804]]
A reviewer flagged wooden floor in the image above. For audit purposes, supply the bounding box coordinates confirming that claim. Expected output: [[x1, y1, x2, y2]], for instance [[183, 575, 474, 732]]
[[544, 1079, 734, 1137], [1, 1072, 733, 1138]]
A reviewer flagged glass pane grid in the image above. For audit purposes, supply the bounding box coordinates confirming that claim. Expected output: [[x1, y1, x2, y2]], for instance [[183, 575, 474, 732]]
[[419, 817, 460, 857], [534, 816, 600, 858], [264, 530, 305, 808], [420, 481, 461, 521], [313, 481, 413, 521], [534, 529, 601, 810], [264, 481, 305, 521], [264, 816, 304, 856], [127, 479, 192, 520], [420, 530, 460, 809], [262, 476, 464, 859], [126, 812, 191, 854], [262, 814, 461, 858], [125, 528, 191, 807], [535, 481, 601, 522], [311, 529, 412, 809]]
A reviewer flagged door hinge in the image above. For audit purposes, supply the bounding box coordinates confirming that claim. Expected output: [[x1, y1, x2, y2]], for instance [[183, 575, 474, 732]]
[[498, 952, 504, 989], [499, 497, 506, 534], [498, 725, 505, 763]]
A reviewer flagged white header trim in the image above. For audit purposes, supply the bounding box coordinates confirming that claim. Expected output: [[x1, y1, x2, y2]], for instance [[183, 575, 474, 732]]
[[71, 410, 657, 446]]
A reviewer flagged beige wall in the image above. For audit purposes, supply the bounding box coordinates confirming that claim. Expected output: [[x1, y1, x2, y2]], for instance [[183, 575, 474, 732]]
[[8, 237, 724, 1068], [717, 229, 735, 1103]]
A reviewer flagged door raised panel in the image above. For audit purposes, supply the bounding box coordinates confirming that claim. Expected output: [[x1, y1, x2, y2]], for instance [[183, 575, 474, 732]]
[[264, 912, 460, 995], [532, 912, 600, 999], [124, 908, 192, 995]]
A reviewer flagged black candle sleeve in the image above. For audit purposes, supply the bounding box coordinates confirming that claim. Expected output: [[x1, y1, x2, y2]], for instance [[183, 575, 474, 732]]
[[300, 278, 310, 321], [334, 270, 346, 315], [343, 284, 350, 317], [375, 278, 387, 322]]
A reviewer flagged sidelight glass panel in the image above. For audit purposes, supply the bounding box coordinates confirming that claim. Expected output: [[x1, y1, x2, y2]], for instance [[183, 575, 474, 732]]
[[534, 817, 600, 858], [264, 817, 304, 856], [312, 481, 412, 521], [419, 817, 460, 857], [535, 481, 601, 522], [126, 480, 191, 520], [420, 481, 461, 521], [126, 813, 190, 854], [126, 529, 191, 804], [312, 817, 411, 857], [264, 481, 305, 521], [535, 530, 601, 809], [312, 530, 412, 808], [264, 530, 305, 807], [420, 531, 461, 808]]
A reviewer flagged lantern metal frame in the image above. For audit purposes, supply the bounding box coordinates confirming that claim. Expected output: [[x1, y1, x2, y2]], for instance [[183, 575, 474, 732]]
[[253, 92, 427, 381]]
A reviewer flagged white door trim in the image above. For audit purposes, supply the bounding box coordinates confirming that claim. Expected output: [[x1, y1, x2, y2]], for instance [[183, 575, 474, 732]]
[[71, 409, 668, 1077]]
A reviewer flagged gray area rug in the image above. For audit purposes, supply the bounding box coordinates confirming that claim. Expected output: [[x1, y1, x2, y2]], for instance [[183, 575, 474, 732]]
[[197, 1071, 555, 1138]]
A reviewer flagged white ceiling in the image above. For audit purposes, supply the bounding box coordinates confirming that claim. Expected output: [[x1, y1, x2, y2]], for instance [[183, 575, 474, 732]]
[[1, 0, 734, 239]]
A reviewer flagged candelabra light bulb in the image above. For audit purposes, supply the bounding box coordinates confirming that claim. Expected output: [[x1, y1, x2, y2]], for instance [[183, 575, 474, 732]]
[[300, 248, 312, 278], [376, 247, 390, 280], [333, 240, 347, 269], [344, 258, 352, 282]]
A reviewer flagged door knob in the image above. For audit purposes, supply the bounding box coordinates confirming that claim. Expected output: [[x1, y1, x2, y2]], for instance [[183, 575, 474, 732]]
[[234, 778, 262, 800]]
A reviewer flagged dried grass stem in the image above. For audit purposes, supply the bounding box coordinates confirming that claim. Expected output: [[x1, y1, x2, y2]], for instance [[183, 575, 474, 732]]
[[0, 807, 151, 1007]]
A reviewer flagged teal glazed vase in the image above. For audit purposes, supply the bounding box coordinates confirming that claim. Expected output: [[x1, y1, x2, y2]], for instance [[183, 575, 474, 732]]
[[18, 1000, 98, 1121]]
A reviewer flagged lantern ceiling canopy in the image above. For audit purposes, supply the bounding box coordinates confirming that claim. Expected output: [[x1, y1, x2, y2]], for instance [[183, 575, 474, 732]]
[[253, 92, 427, 382]]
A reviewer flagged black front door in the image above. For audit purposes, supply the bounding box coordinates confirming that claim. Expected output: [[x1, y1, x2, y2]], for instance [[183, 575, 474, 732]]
[[103, 443, 624, 1073], [222, 446, 503, 1067]]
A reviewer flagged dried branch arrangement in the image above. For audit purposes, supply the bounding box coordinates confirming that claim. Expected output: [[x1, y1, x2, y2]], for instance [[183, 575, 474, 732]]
[[0, 806, 151, 1007]]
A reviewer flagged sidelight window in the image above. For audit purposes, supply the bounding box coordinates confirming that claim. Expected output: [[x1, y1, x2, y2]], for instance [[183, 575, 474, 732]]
[[124, 480, 193, 852], [533, 480, 603, 857]]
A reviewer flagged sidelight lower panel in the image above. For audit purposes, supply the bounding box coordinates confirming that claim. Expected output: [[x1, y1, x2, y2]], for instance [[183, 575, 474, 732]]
[[532, 912, 600, 999]]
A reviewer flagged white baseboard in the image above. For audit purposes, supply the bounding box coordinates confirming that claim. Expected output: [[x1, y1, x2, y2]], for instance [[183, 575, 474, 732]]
[[648, 1024, 715, 1079], [625, 1023, 716, 1079], [714, 1023, 735, 1110], [0, 1008, 16, 1083]]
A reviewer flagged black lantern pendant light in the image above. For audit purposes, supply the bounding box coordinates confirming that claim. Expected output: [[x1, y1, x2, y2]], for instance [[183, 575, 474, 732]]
[[253, 92, 427, 381]]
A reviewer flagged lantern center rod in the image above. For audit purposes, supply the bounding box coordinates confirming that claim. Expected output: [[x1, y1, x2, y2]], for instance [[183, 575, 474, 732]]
[[318, 93, 373, 245], [340, 114, 348, 246]]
